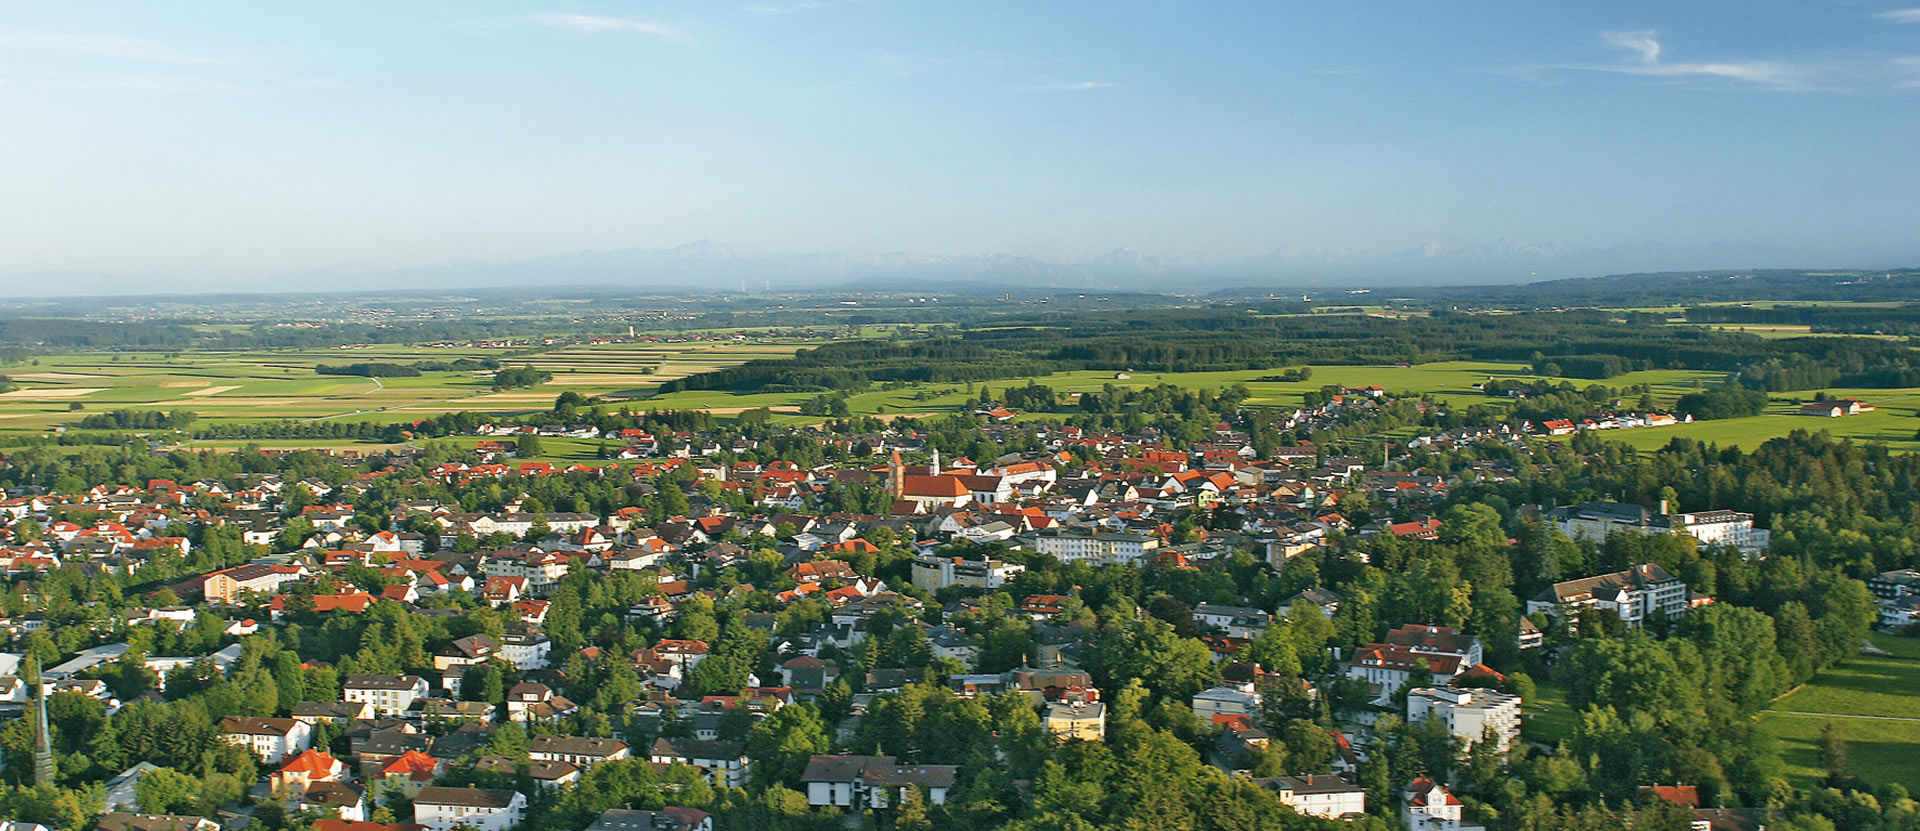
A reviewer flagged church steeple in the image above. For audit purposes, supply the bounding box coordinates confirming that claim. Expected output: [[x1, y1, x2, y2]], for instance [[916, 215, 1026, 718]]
[[888, 449, 905, 502], [28, 656, 54, 786]]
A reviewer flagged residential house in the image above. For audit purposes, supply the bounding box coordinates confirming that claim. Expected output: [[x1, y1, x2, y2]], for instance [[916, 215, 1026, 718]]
[[369, 750, 442, 803], [412, 787, 526, 831], [432, 634, 501, 672], [1403, 777, 1483, 831], [293, 701, 372, 725], [473, 757, 581, 790], [584, 808, 712, 831], [95, 814, 219, 831], [1191, 682, 1262, 721], [219, 716, 313, 764], [1042, 701, 1106, 742], [528, 736, 630, 768], [648, 738, 750, 788], [801, 755, 958, 810], [343, 675, 429, 716], [1257, 775, 1368, 820], [1282, 588, 1341, 619], [1192, 603, 1272, 640], [270, 749, 348, 796], [298, 782, 366, 822], [503, 682, 577, 723]]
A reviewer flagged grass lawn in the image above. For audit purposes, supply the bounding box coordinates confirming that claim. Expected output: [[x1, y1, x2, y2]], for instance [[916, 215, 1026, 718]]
[[1759, 654, 1920, 789], [1523, 678, 1576, 746], [1766, 656, 1920, 720], [1870, 633, 1920, 660], [1759, 713, 1920, 789]]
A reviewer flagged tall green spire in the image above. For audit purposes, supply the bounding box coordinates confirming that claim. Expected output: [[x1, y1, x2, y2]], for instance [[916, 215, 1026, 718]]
[[27, 656, 54, 786]]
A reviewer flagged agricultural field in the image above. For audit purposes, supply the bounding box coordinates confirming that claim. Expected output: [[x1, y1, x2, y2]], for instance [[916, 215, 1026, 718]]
[[0, 338, 817, 442], [1563, 386, 1920, 453], [8, 338, 1920, 456], [1759, 642, 1920, 788]]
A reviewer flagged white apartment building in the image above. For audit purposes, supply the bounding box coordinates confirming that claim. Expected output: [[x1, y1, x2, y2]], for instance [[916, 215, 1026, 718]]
[[1023, 528, 1159, 566], [1406, 687, 1523, 754], [502, 632, 552, 670], [1528, 564, 1690, 627], [460, 512, 600, 537], [1548, 501, 1768, 557], [910, 555, 1025, 590], [483, 551, 570, 596]]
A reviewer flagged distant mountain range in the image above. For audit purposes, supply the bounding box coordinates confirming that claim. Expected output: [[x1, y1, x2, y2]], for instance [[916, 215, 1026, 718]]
[[3, 238, 1915, 298]]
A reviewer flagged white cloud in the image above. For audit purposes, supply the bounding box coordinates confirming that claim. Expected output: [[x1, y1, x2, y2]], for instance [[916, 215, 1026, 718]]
[[1897, 56, 1920, 87], [0, 26, 217, 64], [1876, 8, 1920, 23], [1579, 30, 1811, 89], [747, 2, 823, 14], [1028, 80, 1117, 91], [524, 13, 692, 43]]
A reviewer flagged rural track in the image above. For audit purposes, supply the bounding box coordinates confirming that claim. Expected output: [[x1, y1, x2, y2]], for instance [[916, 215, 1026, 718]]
[[1770, 711, 1920, 722]]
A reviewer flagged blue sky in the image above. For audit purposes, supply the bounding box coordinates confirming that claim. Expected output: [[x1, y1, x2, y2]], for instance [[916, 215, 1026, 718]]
[[1, 1, 1917, 289]]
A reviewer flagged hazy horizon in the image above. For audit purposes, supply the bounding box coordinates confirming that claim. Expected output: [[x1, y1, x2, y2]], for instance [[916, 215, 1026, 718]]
[[4, 1, 1918, 295]]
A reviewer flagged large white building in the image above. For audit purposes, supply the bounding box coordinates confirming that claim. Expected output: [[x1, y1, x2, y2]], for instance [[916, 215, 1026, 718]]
[[1022, 528, 1159, 566], [457, 512, 601, 537], [1406, 687, 1523, 754], [1548, 501, 1768, 557], [413, 786, 526, 831], [1528, 564, 1689, 627]]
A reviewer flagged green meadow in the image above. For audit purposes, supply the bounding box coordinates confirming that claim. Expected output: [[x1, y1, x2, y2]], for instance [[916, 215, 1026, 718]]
[[1759, 644, 1920, 789]]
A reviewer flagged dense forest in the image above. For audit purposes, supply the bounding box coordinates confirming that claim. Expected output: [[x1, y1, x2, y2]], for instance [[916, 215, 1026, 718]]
[[1685, 303, 1920, 335], [661, 309, 1920, 394]]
